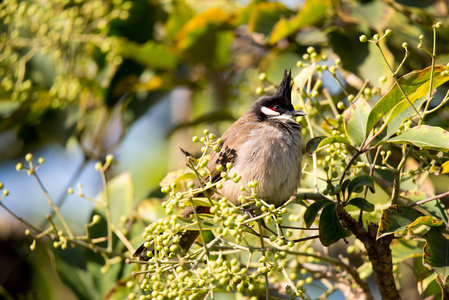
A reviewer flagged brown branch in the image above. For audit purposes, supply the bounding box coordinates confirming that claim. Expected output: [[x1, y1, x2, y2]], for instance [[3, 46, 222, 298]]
[[408, 190, 449, 207], [337, 206, 401, 300]]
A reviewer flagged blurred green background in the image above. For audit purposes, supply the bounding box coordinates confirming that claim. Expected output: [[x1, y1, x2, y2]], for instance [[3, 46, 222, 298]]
[[0, 0, 448, 299]]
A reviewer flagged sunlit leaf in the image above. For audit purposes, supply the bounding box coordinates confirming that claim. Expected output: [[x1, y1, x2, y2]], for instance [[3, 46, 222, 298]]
[[160, 170, 196, 188], [165, 1, 195, 41], [293, 64, 315, 92], [117, 39, 177, 69], [423, 227, 449, 281], [391, 239, 423, 264], [401, 190, 448, 224], [175, 8, 233, 68], [343, 98, 371, 146], [441, 161, 449, 175], [96, 172, 133, 225], [319, 203, 350, 246], [377, 205, 423, 239], [137, 198, 168, 221], [269, 0, 330, 44], [382, 96, 427, 139], [316, 136, 352, 151], [406, 216, 444, 230], [346, 0, 391, 30], [247, 2, 293, 38], [366, 65, 449, 136], [379, 125, 449, 152]]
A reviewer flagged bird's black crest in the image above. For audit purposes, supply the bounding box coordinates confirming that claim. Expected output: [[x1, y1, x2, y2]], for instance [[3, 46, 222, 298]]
[[276, 69, 293, 105]]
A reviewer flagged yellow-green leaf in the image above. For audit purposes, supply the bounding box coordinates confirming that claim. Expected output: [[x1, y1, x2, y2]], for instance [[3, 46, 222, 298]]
[[440, 161, 449, 175], [377, 205, 423, 239], [379, 125, 449, 152], [269, 0, 331, 44], [343, 98, 371, 146], [247, 2, 293, 38], [366, 65, 449, 136]]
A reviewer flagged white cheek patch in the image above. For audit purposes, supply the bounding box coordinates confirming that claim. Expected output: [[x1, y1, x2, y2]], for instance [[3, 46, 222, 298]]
[[261, 106, 280, 116], [273, 115, 294, 121]]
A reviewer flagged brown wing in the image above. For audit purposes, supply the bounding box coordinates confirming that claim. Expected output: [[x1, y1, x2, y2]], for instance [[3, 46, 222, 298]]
[[207, 116, 260, 183]]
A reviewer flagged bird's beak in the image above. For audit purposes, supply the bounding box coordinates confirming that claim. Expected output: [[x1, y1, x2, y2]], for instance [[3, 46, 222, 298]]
[[292, 110, 307, 117]]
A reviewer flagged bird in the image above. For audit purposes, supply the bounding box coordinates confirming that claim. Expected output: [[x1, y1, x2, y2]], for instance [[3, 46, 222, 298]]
[[134, 70, 306, 260]]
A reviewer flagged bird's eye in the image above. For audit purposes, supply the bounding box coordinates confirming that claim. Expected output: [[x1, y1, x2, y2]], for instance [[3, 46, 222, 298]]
[[272, 105, 280, 111]]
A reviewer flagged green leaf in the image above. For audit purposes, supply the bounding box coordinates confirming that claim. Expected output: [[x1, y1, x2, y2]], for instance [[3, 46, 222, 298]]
[[340, 179, 351, 195], [117, 39, 177, 70], [441, 161, 449, 175], [366, 65, 449, 136], [377, 205, 423, 239], [406, 216, 444, 230], [305, 136, 325, 155], [304, 199, 333, 228], [247, 2, 293, 38], [382, 96, 427, 139], [164, 1, 195, 41], [269, 0, 330, 44], [423, 227, 449, 281], [319, 204, 350, 246], [175, 8, 233, 68], [347, 197, 375, 212], [343, 98, 371, 146], [293, 64, 315, 92], [391, 239, 423, 264], [53, 247, 100, 300], [346, 0, 391, 29], [379, 125, 449, 152], [96, 172, 134, 226], [160, 170, 196, 189], [347, 175, 375, 195], [316, 136, 352, 151], [401, 190, 448, 224]]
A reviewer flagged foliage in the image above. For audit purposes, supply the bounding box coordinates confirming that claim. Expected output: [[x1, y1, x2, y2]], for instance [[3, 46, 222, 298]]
[[1, 0, 449, 300]]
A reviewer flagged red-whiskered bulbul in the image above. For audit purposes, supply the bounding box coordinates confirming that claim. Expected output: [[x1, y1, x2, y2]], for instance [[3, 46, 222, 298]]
[[134, 70, 305, 260]]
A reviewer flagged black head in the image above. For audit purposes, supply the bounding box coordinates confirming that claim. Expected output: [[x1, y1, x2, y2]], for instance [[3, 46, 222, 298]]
[[249, 70, 306, 121]]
